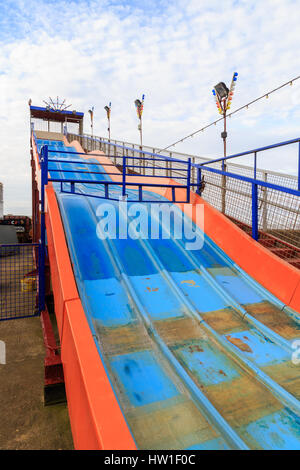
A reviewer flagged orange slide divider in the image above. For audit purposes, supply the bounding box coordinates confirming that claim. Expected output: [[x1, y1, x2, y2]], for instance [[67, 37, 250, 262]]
[[68, 139, 300, 315], [32, 136, 136, 450]]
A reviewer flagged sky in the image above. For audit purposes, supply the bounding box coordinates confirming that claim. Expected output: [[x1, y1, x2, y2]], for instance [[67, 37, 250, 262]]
[[0, 0, 300, 215]]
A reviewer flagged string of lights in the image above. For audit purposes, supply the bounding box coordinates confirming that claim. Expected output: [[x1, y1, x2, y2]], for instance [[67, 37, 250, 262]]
[[159, 75, 300, 152]]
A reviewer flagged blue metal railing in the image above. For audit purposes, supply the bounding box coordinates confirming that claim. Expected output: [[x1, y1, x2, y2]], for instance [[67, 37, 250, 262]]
[[40, 145, 192, 204], [36, 131, 300, 254], [35, 140, 192, 311], [194, 137, 300, 241]]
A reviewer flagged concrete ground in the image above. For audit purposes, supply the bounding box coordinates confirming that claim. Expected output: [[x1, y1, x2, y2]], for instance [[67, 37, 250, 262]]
[[0, 315, 73, 450]]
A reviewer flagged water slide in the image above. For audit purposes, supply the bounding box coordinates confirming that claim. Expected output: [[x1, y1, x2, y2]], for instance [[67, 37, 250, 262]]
[[33, 135, 300, 450]]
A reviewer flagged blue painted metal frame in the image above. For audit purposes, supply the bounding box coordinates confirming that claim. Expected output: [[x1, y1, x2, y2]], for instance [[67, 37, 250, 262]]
[[66, 135, 191, 164], [38, 144, 48, 313], [198, 136, 300, 170], [196, 137, 300, 240], [40, 133, 300, 244], [36, 141, 192, 310], [45, 146, 192, 204]]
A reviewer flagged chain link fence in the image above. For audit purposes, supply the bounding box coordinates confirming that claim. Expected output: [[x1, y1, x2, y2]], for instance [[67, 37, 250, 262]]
[[0, 244, 39, 321]]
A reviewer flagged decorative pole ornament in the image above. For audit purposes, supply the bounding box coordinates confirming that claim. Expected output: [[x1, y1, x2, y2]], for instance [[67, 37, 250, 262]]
[[212, 72, 238, 116], [134, 94, 145, 148], [88, 107, 94, 150], [135, 94, 144, 120], [104, 102, 111, 140], [43, 97, 72, 112], [212, 72, 238, 213], [88, 107, 94, 138], [134, 94, 145, 172]]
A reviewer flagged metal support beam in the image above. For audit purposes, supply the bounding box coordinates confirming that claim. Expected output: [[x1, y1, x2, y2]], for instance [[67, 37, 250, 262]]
[[40, 308, 65, 406]]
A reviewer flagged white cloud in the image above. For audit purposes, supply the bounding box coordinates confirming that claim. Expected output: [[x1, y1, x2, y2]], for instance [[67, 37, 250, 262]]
[[0, 0, 299, 214]]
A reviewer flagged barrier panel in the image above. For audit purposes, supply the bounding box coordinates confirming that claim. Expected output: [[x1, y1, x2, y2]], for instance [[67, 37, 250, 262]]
[[0, 243, 40, 321], [42, 145, 192, 204]]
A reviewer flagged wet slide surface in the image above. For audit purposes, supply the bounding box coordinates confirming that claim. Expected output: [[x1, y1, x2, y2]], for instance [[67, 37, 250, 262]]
[[39, 139, 300, 450]]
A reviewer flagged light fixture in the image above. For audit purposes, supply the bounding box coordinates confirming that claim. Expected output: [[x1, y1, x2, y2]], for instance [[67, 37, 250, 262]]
[[214, 82, 229, 100]]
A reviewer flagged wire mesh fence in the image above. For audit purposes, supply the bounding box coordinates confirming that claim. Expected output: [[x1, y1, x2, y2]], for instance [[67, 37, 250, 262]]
[[67, 132, 300, 249], [0, 244, 39, 321]]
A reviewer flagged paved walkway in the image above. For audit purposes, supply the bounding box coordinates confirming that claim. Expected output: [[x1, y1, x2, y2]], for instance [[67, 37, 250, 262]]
[[0, 316, 73, 449]]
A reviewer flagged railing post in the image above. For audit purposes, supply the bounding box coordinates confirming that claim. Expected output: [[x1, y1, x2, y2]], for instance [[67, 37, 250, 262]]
[[252, 182, 259, 241], [196, 166, 202, 195], [126, 147, 129, 171], [169, 153, 173, 178], [153, 149, 155, 176], [139, 185, 143, 202], [262, 171, 268, 231], [192, 157, 195, 186], [122, 154, 126, 197], [104, 182, 109, 199], [221, 159, 226, 214], [187, 158, 191, 203], [254, 151, 257, 179], [39, 145, 48, 313]]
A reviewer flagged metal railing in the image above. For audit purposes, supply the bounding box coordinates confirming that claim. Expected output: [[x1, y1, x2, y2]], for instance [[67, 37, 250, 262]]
[[41, 145, 192, 204], [197, 138, 300, 242], [67, 132, 300, 248]]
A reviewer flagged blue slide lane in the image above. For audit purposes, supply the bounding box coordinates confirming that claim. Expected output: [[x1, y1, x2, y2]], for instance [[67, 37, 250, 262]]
[[40, 139, 300, 450]]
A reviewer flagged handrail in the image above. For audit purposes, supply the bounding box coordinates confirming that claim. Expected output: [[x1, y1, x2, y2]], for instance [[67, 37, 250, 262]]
[[68, 131, 300, 180], [194, 163, 300, 241], [189, 136, 300, 241], [41, 144, 192, 204], [192, 166, 300, 197], [199, 137, 300, 167], [42, 134, 300, 242], [67, 134, 191, 164]]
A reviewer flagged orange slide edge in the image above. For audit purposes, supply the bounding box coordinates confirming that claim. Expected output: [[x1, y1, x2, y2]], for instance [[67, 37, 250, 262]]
[[34, 138, 137, 449], [45, 184, 136, 450]]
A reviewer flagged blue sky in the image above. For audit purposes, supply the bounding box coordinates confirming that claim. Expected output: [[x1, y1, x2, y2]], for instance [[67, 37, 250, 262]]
[[0, 0, 300, 214]]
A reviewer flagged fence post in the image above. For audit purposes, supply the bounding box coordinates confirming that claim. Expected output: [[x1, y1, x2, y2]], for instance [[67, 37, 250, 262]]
[[252, 182, 259, 241], [126, 147, 129, 171], [196, 166, 202, 195], [122, 154, 126, 197], [187, 158, 191, 203], [153, 149, 155, 176], [262, 171, 268, 231], [221, 159, 226, 214], [39, 145, 48, 313], [192, 157, 195, 186]]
